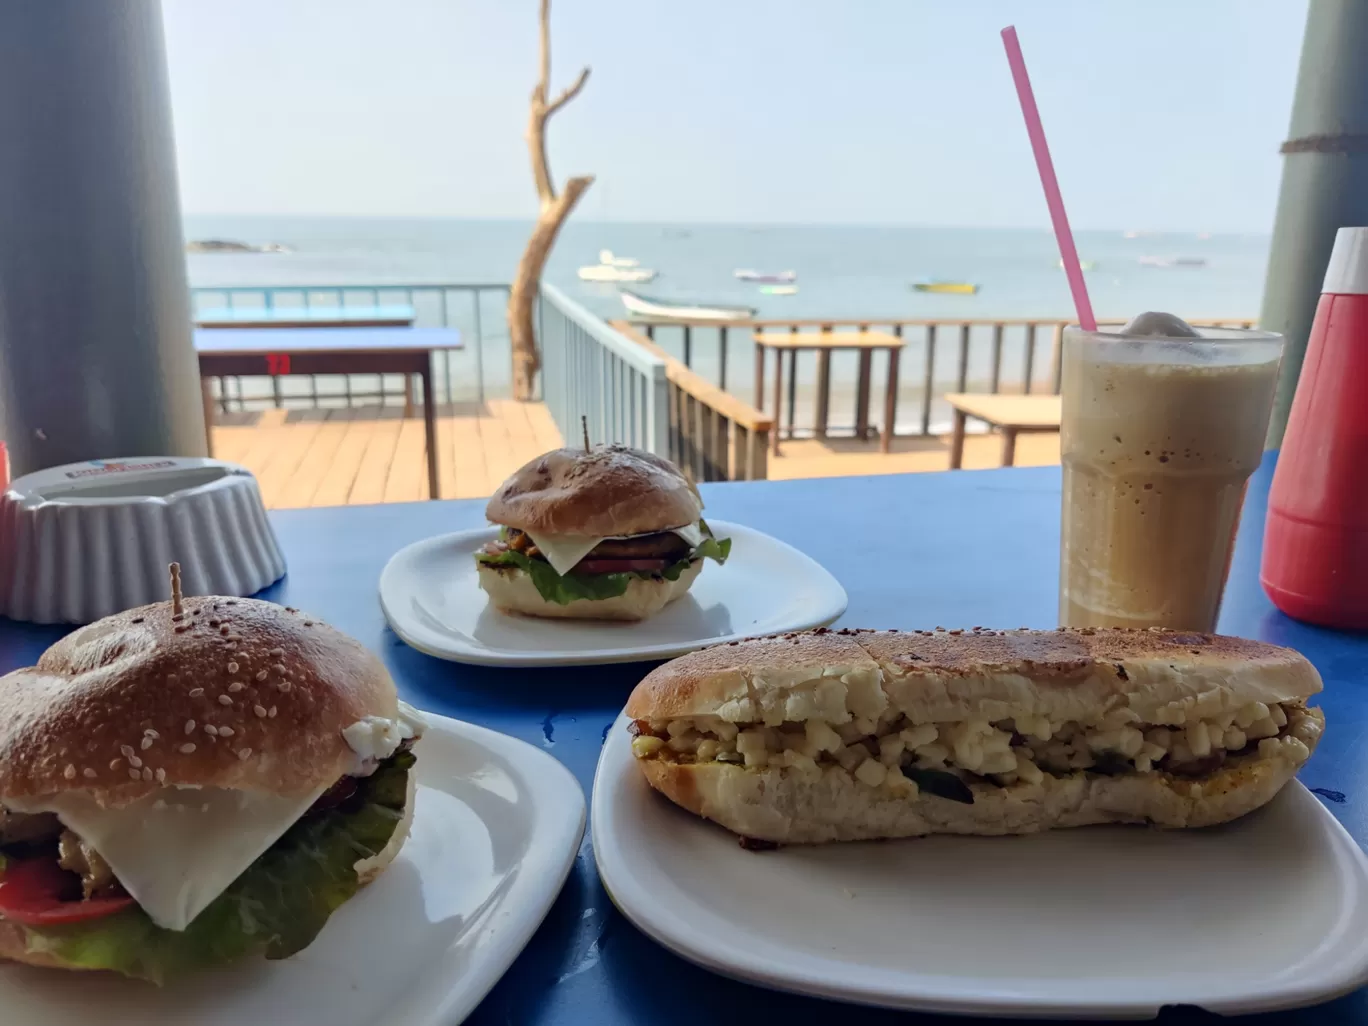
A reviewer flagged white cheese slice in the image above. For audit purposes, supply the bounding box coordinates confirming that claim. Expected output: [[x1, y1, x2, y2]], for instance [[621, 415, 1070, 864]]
[[10, 785, 324, 931], [523, 522, 707, 576], [523, 533, 602, 576], [671, 522, 705, 548]]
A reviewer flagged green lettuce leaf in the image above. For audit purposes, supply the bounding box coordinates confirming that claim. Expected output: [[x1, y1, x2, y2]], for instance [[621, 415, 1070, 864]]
[[477, 547, 637, 604], [476, 524, 732, 606], [14, 750, 414, 984]]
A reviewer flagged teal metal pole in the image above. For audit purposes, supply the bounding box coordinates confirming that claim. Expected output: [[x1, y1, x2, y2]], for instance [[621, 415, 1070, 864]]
[[1260, 0, 1368, 446], [0, 0, 205, 475]]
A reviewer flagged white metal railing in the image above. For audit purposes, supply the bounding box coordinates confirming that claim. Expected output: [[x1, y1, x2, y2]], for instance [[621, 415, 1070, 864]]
[[538, 283, 668, 455]]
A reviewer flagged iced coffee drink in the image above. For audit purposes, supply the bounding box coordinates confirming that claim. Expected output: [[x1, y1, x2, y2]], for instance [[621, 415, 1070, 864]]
[[1059, 316, 1282, 631]]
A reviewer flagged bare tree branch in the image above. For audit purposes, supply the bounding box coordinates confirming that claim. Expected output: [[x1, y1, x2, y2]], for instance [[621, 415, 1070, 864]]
[[537, 0, 551, 104], [546, 67, 591, 118], [507, 0, 594, 401], [527, 103, 555, 204]]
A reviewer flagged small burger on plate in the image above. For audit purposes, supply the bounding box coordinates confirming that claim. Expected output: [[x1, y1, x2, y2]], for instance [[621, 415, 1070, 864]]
[[0, 583, 423, 982], [476, 443, 730, 621]]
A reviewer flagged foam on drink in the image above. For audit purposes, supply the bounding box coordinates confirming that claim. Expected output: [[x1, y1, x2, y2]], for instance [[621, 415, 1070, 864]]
[[1059, 317, 1281, 631]]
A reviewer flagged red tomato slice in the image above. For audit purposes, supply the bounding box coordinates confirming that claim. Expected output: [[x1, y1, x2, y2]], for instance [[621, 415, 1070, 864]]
[[574, 558, 670, 574], [0, 856, 134, 925]]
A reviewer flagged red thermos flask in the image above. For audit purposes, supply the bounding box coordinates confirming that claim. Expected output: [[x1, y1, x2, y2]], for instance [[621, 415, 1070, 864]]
[[1262, 226, 1368, 628]]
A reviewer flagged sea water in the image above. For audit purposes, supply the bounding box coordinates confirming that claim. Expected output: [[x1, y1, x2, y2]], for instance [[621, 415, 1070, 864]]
[[184, 216, 1269, 431]]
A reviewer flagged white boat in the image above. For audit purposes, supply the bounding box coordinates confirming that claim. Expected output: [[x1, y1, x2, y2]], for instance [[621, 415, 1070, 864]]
[[735, 269, 797, 283], [578, 264, 657, 283], [619, 290, 754, 321], [599, 249, 639, 268], [1139, 256, 1208, 269]]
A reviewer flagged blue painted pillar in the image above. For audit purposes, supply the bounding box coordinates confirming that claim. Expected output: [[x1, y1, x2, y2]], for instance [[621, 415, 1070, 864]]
[[0, 0, 205, 476], [1260, 0, 1368, 445]]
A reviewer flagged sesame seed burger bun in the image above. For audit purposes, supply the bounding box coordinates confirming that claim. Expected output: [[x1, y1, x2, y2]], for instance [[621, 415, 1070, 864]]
[[485, 443, 702, 536], [0, 597, 401, 809]]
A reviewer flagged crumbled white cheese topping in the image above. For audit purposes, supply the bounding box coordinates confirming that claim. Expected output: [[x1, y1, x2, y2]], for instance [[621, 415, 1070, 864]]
[[341, 700, 428, 774]]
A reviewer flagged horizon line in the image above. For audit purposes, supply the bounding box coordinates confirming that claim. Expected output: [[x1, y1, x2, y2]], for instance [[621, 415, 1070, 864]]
[[181, 213, 1272, 237]]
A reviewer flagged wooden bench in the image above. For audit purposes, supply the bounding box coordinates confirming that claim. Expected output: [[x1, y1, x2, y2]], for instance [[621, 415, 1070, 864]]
[[752, 329, 904, 455], [944, 393, 1062, 469]]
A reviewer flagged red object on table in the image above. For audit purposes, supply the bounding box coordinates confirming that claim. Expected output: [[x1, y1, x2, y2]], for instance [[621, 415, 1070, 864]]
[[1262, 226, 1368, 628]]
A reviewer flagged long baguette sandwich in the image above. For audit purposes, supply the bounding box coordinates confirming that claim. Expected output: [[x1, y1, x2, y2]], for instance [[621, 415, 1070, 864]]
[[625, 626, 1324, 844]]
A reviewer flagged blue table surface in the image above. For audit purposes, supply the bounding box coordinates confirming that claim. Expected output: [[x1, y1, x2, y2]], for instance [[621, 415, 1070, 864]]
[[193, 326, 462, 353], [2, 453, 1365, 1025]]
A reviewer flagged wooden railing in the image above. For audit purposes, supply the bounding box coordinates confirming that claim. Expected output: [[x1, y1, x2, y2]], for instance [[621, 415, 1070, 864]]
[[630, 316, 1256, 442], [612, 322, 771, 481]]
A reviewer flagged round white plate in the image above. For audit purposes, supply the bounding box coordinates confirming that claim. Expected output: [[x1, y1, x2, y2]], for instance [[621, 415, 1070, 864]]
[[378, 520, 847, 666], [593, 714, 1368, 1018], [2, 714, 586, 1026]]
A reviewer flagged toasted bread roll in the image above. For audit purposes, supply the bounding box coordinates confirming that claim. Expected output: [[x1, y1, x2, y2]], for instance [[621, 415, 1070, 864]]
[[626, 627, 1323, 843]]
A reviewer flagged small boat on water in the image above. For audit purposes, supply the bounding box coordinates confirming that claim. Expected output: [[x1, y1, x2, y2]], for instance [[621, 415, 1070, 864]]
[[911, 280, 979, 295], [1139, 256, 1207, 268], [186, 239, 291, 254], [619, 289, 755, 321], [1059, 258, 1097, 271], [599, 249, 639, 268], [579, 264, 657, 283], [735, 269, 797, 283], [759, 284, 798, 296]]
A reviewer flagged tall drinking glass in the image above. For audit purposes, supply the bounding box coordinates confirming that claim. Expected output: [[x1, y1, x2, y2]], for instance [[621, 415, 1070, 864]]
[[1059, 326, 1283, 631]]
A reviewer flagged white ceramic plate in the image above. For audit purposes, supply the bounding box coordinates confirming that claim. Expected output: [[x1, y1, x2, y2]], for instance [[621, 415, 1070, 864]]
[[2, 714, 586, 1026], [593, 715, 1368, 1018], [378, 520, 847, 666]]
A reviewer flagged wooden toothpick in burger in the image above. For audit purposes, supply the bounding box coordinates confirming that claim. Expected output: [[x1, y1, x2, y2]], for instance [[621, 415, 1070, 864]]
[[169, 561, 184, 618]]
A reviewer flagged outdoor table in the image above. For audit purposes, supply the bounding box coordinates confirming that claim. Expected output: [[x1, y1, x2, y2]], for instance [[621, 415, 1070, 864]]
[[752, 329, 904, 455], [945, 392, 1063, 469], [0, 454, 1359, 1025], [194, 326, 461, 499]]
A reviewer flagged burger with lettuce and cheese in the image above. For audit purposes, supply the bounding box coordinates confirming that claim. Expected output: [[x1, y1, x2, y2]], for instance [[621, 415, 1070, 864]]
[[476, 443, 730, 620], [0, 594, 424, 983]]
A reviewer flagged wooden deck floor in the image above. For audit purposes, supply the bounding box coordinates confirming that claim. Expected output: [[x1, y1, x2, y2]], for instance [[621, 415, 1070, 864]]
[[215, 402, 1059, 509], [211, 400, 562, 508], [768, 430, 1061, 480]]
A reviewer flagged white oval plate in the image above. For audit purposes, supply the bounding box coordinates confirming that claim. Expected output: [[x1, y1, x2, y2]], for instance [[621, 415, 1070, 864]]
[[593, 714, 1368, 1018], [2, 713, 585, 1026], [378, 520, 847, 666]]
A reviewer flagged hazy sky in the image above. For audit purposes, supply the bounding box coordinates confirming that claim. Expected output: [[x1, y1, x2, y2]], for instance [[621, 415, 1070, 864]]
[[162, 0, 1310, 232]]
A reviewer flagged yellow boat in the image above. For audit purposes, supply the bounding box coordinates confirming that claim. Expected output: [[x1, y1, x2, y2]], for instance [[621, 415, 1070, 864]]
[[912, 280, 979, 295]]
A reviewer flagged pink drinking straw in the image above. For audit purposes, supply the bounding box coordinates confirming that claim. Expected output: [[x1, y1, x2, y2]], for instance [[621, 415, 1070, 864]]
[[1001, 26, 1097, 332]]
